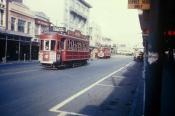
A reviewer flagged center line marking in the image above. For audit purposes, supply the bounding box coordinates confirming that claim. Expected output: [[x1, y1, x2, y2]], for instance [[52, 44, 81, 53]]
[[49, 62, 133, 113]]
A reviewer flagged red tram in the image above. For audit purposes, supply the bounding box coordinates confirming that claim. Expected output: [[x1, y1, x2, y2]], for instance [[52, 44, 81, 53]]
[[39, 30, 90, 68], [97, 47, 111, 59]]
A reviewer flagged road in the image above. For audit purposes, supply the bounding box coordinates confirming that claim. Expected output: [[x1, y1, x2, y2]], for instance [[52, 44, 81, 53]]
[[0, 55, 143, 116]]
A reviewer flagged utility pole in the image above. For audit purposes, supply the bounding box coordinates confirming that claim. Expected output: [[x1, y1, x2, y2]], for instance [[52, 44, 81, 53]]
[[144, 0, 164, 116]]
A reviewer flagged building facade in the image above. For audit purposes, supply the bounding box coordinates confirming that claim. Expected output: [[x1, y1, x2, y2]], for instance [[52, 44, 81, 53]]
[[8, 1, 35, 36], [101, 37, 112, 47], [0, 0, 37, 62], [33, 11, 51, 42], [0, 0, 6, 29], [0, 0, 6, 62], [56, 0, 91, 35]]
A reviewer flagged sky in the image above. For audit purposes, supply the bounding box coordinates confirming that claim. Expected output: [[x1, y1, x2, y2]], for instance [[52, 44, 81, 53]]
[[23, 0, 142, 47]]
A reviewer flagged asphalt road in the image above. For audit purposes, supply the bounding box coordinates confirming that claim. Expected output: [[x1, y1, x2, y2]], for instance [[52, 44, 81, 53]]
[[0, 55, 141, 116]]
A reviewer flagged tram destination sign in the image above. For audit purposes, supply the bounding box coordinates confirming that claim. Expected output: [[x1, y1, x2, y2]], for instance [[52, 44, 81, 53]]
[[128, 0, 150, 10]]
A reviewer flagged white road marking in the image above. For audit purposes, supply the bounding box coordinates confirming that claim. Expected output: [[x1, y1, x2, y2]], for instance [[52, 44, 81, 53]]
[[49, 62, 133, 113], [111, 75, 124, 78], [55, 110, 87, 116], [97, 83, 121, 88], [0, 69, 39, 77]]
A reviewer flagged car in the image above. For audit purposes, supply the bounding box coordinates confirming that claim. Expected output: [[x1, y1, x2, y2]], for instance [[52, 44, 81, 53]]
[[133, 48, 144, 61]]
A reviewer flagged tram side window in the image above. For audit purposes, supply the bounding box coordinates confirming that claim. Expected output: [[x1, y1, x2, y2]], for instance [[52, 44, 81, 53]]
[[67, 40, 70, 50], [51, 40, 56, 51], [45, 40, 50, 51], [73, 40, 75, 50], [57, 41, 60, 50], [40, 40, 43, 50], [61, 39, 65, 49], [70, 40, 73, 50]]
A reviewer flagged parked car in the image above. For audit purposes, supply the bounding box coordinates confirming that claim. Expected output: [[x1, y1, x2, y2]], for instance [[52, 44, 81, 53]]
[[133, 48, 144, 61]]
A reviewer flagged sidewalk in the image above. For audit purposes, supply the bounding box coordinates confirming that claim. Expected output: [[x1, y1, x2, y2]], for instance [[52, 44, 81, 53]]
[[49, 61, 144, 116], [0, 60, 39, 66]]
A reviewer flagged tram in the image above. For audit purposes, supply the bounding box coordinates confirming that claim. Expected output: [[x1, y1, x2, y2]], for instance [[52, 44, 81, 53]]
[[38, 29, 90, 68], [97, 47, 111, 59]]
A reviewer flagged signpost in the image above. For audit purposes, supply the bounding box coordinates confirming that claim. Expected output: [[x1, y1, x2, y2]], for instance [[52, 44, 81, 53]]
[[128, 0, 150, 10]]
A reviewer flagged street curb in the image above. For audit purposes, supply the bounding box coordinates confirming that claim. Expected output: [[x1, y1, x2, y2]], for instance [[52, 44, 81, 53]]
[[0, 60, 39, 66], [129, 79, 144, 116]]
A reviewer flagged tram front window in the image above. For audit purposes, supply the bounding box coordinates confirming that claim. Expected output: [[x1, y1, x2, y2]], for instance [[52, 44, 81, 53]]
[[45, 40, 50, 51], [51, 40, 56, 51]]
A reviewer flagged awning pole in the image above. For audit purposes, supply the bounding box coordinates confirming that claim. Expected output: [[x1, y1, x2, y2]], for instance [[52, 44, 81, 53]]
[[4, 35, 8, 63], [18, 38, 21, 61], [30, 41, 32, 61]]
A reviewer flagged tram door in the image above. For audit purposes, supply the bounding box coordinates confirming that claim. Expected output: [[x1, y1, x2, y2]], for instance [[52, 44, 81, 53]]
[[57, 39, 65, 63]]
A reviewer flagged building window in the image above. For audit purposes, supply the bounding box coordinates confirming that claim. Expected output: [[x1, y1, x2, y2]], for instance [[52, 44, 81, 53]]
[[11, 17, 16, 31], [0, 11, 3, 26], [27, 22, 31, 34], [35, 24, 39, 35], [18, 19, 26, 32]]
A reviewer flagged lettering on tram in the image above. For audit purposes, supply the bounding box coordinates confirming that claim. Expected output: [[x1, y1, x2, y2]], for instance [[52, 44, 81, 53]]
[[39, 28, 90, 68]]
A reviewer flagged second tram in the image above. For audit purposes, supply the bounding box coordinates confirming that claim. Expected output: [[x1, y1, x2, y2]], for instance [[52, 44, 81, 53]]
[[97, 47, 111, 59]]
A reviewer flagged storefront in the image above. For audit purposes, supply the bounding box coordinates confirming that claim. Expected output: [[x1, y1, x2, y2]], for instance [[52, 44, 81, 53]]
[[0, 30, 39, 63]]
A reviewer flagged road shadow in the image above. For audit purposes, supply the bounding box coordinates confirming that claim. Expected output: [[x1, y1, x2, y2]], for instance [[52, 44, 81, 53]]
[[76, 62, 144, 116], [40, 62, 90, 71]]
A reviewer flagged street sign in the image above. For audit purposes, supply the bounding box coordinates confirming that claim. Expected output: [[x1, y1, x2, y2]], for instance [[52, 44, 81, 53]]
[[128, 0, 150, 10]]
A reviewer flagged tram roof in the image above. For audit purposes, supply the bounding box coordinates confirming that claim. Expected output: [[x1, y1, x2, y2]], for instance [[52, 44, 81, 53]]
[[40, 32, 89, 42]]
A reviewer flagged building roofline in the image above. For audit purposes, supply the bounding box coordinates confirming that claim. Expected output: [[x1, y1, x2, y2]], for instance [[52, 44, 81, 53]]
[[78, 0, 92, 8]]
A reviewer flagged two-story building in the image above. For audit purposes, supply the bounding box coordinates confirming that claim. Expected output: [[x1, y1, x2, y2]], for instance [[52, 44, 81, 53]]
[[0, 0, 52, 63], [0, 0, 35, 62]]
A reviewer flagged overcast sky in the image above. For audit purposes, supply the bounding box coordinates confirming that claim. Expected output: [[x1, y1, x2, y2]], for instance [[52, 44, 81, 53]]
[[24, 0, 142, 47]]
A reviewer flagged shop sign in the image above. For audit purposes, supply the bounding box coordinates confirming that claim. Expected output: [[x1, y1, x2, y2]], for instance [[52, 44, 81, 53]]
[[128, 0, 150, 10]]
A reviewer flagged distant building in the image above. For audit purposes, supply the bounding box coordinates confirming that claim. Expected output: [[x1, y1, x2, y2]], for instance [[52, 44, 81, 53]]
[[55, 0, 92, 35], [89, 22, 102, 48], [33, 11, 51, 42], [101, 37, 112, 47]]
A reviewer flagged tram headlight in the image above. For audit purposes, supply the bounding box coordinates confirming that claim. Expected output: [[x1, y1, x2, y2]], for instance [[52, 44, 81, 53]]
[[44, 54, 49, 59]]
